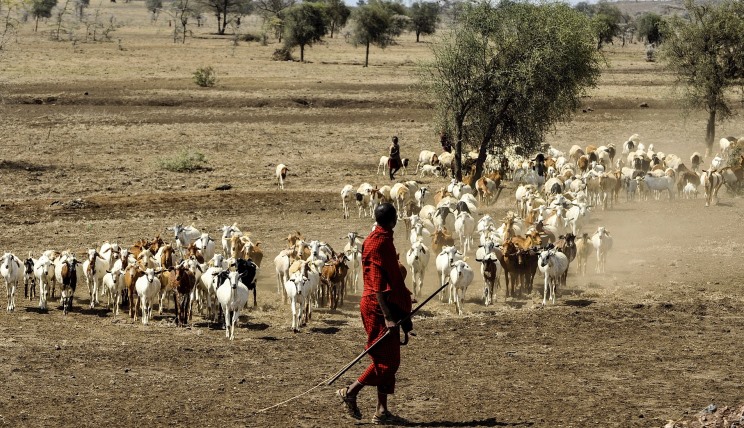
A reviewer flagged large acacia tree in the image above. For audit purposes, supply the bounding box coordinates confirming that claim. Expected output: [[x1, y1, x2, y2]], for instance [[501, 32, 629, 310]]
[[199, 0, 252, 35], [323, 0, 350, 38], [662, 0, 744, 155], [352, 0, 406, 67], [282, 2, 328, 62], [420, 0, 601, 182], [408, 1, 439, 42]]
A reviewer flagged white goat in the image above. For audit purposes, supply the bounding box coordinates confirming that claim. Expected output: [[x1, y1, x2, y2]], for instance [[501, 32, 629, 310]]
[[340, 184, 355, 219], [406, 240, 430, 297], [33, 255, 53, 310], [217, 271, 250, 340], [454, 211, 475, 254], [274, 251, 292, 304], [195, 232, 216, 263], [343, 232, 363, 294], [1, 252, 23, 311], [449, 260, 474, 315], [284, 275, 310, 332], [135, 268, 162, 325], [170, 224, 201, 258], [276, 163, 289, 190], [435, 246, 463, 303], [83, 248, 107, 309], [219, 224, 241, 255], [538, 249, 569, 305], [420, 164, 442, 177], [591, 227, 613, 274], [102, 266, 125, 317]]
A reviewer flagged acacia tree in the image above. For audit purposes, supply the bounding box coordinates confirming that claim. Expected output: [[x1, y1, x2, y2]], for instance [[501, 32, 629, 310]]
[[199, 0, 252, 35], [662, 0, 744, 155], [323, 0, 349, 38], [420, 1, 601, 181], [282, 2, 327, 62], [408, 1, 439, 42], [31, 0, 57, 31], [352, 0, 405, 67], [637, 12, 663, 45]]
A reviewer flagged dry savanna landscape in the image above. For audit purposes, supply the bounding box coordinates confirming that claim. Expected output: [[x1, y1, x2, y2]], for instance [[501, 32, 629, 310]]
[[1, 2, 744, 427]]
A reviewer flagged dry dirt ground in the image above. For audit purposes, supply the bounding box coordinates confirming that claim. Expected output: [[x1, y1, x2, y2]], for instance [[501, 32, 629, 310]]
[[2, 5, 744, 427]]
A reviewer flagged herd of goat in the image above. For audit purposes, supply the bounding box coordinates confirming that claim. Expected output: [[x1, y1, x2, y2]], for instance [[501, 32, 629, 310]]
[[1, 134, 741, 338]]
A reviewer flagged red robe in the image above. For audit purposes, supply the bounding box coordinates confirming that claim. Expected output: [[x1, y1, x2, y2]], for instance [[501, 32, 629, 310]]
[[357, 224, 412, 394]]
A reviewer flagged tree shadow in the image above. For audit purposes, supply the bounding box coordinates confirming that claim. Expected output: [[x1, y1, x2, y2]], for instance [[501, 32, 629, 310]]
[[410, 417, 534, 427]]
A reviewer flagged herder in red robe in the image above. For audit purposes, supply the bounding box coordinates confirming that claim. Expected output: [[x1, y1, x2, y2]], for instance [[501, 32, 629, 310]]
[[336, 203, 412, 425]]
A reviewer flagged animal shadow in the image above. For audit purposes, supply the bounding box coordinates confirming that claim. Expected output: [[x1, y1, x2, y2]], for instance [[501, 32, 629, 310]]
[[80, 306, 112, 317], [562, 299, 595, 307], [25, 307, 49, 314], [322, 319, 348, 326], [412, 417, 534, 427], [246, 322, 270, 331], [309, 326, 340, 335]]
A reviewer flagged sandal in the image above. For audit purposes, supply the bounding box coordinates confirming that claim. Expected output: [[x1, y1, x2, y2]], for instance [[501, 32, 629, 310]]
[[336, 388, 362, 420], [372, 410, 408, 425]]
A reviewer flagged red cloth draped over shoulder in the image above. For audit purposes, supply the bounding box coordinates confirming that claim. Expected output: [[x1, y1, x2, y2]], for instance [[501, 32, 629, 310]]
[[362, 225, 412, 314]]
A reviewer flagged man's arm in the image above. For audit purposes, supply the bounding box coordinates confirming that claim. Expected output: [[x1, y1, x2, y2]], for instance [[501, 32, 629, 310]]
[[376, 292, 397, 329]]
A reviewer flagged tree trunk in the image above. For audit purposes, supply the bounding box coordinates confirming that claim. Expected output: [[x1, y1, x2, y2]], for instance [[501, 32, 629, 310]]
[[300, 44, 305, 62], [454, 116, 464, 182], [364, 42, 370, 67], [35, 16, 39, 32], [416, 31, 420, 42], [706, 108, 716, 156], [330, 23, 335, 38], [217, 13, 223, 35]]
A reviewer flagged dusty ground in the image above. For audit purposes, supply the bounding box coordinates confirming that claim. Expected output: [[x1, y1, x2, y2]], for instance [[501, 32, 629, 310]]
[[2, 4, 744, 427]]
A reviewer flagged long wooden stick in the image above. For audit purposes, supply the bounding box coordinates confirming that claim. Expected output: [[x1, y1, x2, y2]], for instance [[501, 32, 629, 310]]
[[325, 281, 449, 386]]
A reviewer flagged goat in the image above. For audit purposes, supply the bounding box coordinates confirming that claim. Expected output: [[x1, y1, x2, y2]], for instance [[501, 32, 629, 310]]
[[284, 275, 311, 332], [219, 223, 242, 255], [701, 169, 724, 207], [1, 252, 23, 312], [56, 254, 81, 315], [33, 255, 53, 310], [341, 184, 355, 219], [102, 266, 125, 317], [24, 256, 36, 301], [217, 271, 250, 340], [476, 241, 501, 306], [539, 249, 569, 305], [591, 227, 613, 274], [406, 240, 430, 298], [435, 246, 463, 303], [454, 211, 475, 254], [276, 163, 289, 190], [449, 260, 474, 315], [135, 268, 162, 325], [83, 248, 107, 309]]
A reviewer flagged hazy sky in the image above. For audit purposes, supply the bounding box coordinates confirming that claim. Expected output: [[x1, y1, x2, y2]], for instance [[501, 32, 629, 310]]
[[342, 0, 600, 5]]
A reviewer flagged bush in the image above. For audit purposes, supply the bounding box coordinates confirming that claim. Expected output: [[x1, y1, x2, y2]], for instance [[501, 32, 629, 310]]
[[240, 33, 262, 42], [158, 150, 211, 172], [193, 66, 216, 87], [272, 47, 293, 61]]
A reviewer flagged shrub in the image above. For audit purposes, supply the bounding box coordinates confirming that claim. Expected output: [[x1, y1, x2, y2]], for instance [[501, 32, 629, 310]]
[[193, 66, 216, 87], [240, 33, 261, 42], [158, 150, 211, 172], [272, 47, 293, 61]]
